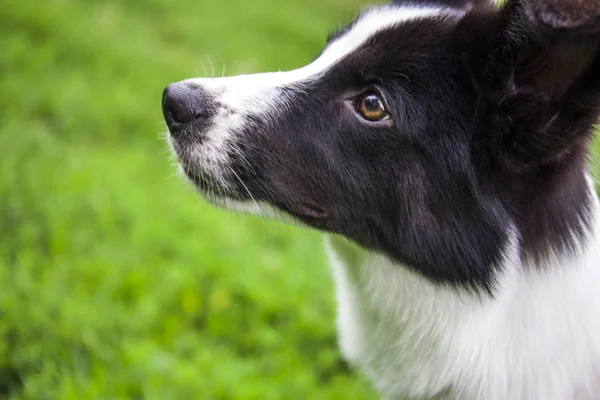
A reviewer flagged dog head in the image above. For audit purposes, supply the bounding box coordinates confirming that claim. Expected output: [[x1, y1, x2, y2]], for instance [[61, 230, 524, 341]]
[[163, 0, 600, 288]]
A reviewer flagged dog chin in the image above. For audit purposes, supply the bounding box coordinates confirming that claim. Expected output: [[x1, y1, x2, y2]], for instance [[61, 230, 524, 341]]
[[175, 162, 277, 217], [205, 191, 286, 221]]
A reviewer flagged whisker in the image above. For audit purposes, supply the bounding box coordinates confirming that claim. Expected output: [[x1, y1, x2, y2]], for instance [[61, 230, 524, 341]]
[[227, 165, 267, 222], [206, 55, 215, 78], [228, 144, 256, 174]]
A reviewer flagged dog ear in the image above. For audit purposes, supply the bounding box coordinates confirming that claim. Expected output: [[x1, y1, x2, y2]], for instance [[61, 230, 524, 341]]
[[525, 0, 600, 35], [480, 0, 600, 170], [392, 0, 492, 12]]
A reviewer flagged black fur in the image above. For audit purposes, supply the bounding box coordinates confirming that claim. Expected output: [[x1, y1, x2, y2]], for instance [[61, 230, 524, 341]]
[[165, 0, 600, 289]]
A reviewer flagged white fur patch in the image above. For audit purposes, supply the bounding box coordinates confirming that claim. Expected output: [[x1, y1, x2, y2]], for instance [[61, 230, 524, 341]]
[[326, 179, 600, 400]]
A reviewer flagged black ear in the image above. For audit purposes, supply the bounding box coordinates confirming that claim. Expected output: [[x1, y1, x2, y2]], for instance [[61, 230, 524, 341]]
[[525, 0, 600, 35], [484, 0, 600, 169], [392, 0, 492, 12]]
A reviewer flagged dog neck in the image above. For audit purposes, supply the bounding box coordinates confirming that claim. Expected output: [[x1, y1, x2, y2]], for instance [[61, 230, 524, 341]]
[[326, 175, 600, 400]]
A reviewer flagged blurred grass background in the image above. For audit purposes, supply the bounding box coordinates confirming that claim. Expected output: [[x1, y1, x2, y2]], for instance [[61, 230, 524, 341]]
[[1, 0, 599, 399], [0, 0, 377, 398]]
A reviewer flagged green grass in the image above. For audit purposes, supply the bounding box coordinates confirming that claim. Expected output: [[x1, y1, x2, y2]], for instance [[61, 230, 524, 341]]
[[0, 0, 376, 398], [1, 0, 599, 398]]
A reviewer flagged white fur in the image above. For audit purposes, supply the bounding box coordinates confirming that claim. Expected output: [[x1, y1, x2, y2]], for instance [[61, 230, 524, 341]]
[[326, 180, 600, 400]]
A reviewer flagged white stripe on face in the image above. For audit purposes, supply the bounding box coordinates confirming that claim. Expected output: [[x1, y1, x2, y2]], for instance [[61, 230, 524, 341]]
[[172, 4, 463, 197], [184, 5, 461, 101]]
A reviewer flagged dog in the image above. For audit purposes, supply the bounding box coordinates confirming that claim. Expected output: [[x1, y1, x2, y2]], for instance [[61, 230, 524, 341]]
[[162, 0, 600, 398]]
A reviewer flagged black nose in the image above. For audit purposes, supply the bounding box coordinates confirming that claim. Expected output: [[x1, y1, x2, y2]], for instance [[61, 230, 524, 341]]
[[162, 83, 211, 125]]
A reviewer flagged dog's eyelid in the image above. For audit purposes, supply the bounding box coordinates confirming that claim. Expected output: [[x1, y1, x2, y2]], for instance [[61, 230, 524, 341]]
[[350, 84, 387, 102]]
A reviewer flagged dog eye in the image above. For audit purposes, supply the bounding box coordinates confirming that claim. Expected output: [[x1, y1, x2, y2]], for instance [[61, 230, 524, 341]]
[[357, 93, 389, 122]]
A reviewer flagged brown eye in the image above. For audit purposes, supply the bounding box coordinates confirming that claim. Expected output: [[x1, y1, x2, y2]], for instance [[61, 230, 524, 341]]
[[358, 92, 388, 122]]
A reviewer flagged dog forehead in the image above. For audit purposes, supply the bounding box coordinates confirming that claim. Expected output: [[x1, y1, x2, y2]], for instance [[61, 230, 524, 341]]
[[178, 5, 464, 118], [187, 5, 461, 89], [318, 5, 464, 73]]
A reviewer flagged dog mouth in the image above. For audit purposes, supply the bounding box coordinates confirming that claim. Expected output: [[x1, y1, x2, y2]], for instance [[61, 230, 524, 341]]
[[181, 163, 330, 223], [181, 166, 239, 200], [274, 200, 330, 221], [186, 170, 219, 194]]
